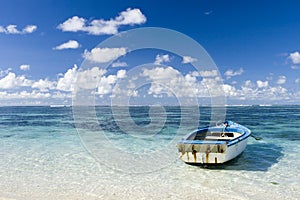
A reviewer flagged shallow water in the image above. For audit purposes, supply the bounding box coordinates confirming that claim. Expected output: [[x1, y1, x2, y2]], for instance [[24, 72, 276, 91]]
[[0, 106, 299, 199]]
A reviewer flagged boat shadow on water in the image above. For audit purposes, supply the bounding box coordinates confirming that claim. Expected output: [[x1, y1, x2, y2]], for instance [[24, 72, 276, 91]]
[[190, 142, 284, 171]]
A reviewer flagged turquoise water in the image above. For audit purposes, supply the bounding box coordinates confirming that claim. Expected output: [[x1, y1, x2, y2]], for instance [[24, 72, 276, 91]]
[[0, 106, 299, 199]]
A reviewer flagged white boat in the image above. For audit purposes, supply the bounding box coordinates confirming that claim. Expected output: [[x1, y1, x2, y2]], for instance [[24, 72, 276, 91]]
[[177, 121, 251, 164]]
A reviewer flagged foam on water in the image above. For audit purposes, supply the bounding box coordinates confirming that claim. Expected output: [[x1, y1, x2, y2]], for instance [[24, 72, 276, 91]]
[[0, 106, 299, 199]]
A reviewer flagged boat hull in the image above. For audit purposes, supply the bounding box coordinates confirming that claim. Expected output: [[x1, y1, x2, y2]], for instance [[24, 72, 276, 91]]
[[178, 138, 248, 164]]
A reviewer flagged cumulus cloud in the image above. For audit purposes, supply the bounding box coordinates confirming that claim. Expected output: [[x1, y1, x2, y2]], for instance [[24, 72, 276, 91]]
[[191, 70, 218, 77], [5, 25, 19, 34], [213, 79, 293, 102], [56, 65, 78, 91], [76, 67, 107, 90], [23, 25, 38, 33], [116, 69, 126, 78], [97, 69, 127, 96], [0, 72, 32, 89], [97, 75, 117, 95], [222, 84, 237, 96], [182, 56, 197, 64], [243, 80, 291, 101], [53, 40, 80, 50], [256, 80, 268, 88], [142, 67, 179, 81], [19, 64, 30, 71], [57, 16, 85, 32], [141, 66, 221, 98], [32, 79, 56, 92], [0, 24, 37, 34], [1, 63, 300, 105], [288, 52, 300, 64], [276, 76, 286, 85], [56, 64, 112, 92], [57, 8, 146, 35], [0, 91, 51, 99], [154, 54, 170, 65], [224, 68, 244, 79], [83, 47, 127, 63], [142, 67, 193, 97]]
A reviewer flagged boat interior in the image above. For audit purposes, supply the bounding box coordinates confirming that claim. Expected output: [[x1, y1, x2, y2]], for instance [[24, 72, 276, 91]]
[[187, 129, 242, 141]]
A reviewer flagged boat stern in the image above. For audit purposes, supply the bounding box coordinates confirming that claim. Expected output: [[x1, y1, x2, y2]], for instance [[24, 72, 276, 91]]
[[177, 143, 228, 164]]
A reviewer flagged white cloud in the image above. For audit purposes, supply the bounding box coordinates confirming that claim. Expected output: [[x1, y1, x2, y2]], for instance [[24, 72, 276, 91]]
[[124, 73, 287, 103], [56, 65, 78, 91], [182, 56, 197, 64], [223, 79, 293, 102], [83, 47, 127, 63], [116, 69, 126, 78], [97, 75, 117, 95], [142, 66, 179, 81], [19, 64, 30, 71], [0, 24, 37, 34], [23, 25, 37, 33], [144, 67, 190, 97], [97, 69, 127, 95], [111, 61, 128, 67], [256, 80, 268, 88], [244, 80, 254, 88], [222, 84, 237, 96], [57, 8, 146, 35], [154, 54, 170, 65], [0, 72, 32, 89], [56, 64, 108, 91], [53, 40, 80, 50], [32, 79, 56, 92], [6, 25, 19, 34], [224, 68, 244, 79], [57, 16, 86, 32], [76, 67, 107, 90], [288, 52, 300, 64], [116, 8, 147, 25], [0, 91, 51, 99], [1, 62, 300, 105], [141, 66, 218, 98], [276, 76, 286, 85], [192, 70, 218, 77]]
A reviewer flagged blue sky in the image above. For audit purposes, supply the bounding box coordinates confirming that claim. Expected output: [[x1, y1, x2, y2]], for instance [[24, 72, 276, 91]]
[[0, 0, 300, 105]]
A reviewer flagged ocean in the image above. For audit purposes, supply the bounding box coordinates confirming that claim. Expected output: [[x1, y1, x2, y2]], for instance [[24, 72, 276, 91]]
[[0, 106, 299, 199]]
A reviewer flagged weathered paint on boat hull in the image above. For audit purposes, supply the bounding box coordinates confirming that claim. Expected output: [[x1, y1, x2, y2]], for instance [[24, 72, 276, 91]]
[[178, 138, 248, 164]]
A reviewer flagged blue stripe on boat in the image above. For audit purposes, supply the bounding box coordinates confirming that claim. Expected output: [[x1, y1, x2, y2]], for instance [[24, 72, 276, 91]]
[[178, 140, 227, 145]]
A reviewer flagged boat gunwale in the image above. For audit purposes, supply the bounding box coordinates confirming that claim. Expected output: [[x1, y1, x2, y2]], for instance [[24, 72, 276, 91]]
[[178, 122, 251, 147]]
